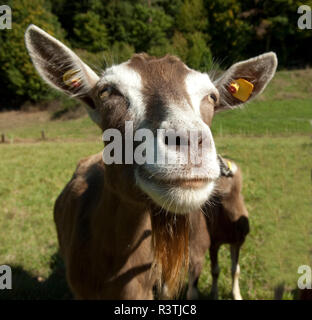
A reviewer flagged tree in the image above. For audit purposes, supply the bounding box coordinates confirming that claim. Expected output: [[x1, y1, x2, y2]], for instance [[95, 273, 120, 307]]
[[50, 0, 94, 40], [176, 0, 208, 33], [0, 0, 65, 108], [171, 31, 189, 62], [242, 0, 312, 67], [73, 11, 109, 52], [186, 32, 213, 71], [102, 1, 173, 52], [175, 0, 212, 70], [204, 0, 252, 66]]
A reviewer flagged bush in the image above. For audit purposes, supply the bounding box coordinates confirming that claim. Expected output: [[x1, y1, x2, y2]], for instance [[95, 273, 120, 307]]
[[73, 11, 109, 52], [75, 42, 135, 71], [186, 32, 214, 71], [0, 0, 65, 109]]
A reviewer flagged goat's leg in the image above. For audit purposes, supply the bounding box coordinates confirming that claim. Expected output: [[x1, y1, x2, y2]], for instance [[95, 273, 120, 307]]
[[187, 211, 210, 300], [186, 259, 204, 300], [210, 244, 220, 300], [187, 230, 208, 300], [159, 284, 170, 300], [230, 243, 243, 300]]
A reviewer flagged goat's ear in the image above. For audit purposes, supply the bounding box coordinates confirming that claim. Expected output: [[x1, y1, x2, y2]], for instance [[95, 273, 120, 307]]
[[25, 24, 101, 125], [214, 52, 277, 112]]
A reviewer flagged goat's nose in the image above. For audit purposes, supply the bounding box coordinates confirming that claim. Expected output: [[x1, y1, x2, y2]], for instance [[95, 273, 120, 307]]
[[164, 130, 202, 149]]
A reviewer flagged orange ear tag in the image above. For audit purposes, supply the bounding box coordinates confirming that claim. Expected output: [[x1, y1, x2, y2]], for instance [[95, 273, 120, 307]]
[[63, 69, 81, 88], [228, 79, 254, 102], [229, 81, 239, 94]]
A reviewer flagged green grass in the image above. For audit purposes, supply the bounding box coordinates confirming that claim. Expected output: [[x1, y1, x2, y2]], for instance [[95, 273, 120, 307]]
[[212, 99, 312, 136], [211, 69, 312, 136], [0, 141, 102, 299], [0, 136, 310, 299], [4, 116, 100, 141], [2, 97, 311, 142], [0, 68, 312, 300], [198, 136, 312, 300], [2, 69, 312, 142]]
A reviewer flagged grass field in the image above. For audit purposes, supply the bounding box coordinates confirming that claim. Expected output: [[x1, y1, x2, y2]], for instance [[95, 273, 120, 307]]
[[0, 69, 311, 300]]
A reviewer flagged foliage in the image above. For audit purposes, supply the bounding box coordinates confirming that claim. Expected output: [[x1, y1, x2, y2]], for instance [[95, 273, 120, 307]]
[[73, 11, 109, 52], [0, 0, 65, 108], [171, 31, 189, 61], [186, 32, 213, 71], [1, 0, 312, 109], [101, 2, 174, 52], [176, 0, 208, 33], [204, 0, 253, 64], [242, 0, 312, 67]]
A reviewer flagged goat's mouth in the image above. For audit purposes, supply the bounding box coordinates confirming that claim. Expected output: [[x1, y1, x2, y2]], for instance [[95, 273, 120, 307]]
[[135, 167, 217, 214], [152, 176, 212, 189]]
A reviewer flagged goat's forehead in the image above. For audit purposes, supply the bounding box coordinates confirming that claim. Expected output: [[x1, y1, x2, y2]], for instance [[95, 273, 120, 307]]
[[100, 57, 214, 92], [100, 62, 142, 91], [98, 59, 216, 124]]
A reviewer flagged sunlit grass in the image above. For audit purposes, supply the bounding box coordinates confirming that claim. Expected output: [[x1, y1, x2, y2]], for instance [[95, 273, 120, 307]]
[[0, 135, 311, 299], [0, 68, 311, 299]]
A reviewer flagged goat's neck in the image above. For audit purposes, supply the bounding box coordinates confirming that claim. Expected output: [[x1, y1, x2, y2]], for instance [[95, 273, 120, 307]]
[[92, 164, 152, 258]]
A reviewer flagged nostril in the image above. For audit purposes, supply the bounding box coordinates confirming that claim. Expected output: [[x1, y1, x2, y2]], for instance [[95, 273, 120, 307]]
[[198, 136, 203, 147], [164, 131, 197, 147]]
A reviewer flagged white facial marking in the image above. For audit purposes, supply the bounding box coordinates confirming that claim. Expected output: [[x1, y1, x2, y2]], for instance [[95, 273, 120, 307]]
[[128, 68, 221, 214], [100, 62, 145, 125], [184, 71, 216, 115], [135, 169, 216, 215], [99, 60, 222, 214]]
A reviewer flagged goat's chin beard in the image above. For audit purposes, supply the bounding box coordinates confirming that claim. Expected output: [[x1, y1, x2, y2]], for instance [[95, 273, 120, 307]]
[[150, 211, 190, 299], [136, 172, 215, 299], [136, 170, 216, 297], [136, 174, 215, 215]]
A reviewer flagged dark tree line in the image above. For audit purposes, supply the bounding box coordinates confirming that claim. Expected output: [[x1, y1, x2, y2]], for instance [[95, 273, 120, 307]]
[[0, 0, 311, 109]]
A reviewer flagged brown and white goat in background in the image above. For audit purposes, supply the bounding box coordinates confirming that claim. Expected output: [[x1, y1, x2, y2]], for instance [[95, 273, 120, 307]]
[[25, 25, 276, 299], [187, 158, 249, 300]]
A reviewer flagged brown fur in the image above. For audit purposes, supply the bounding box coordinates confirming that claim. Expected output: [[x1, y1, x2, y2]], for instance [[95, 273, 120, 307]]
[[54, 153, 154, 299], [51, 54, 205, 300], [26, 26, 277, 301], [151, 212, 189, 298], [128, 54, 193, 125], [54, 152, 193, 299], [187, 160, 250, 299]]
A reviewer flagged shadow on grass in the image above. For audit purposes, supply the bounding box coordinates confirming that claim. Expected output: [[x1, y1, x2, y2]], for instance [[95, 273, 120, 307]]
[[0, 252, 72, 300], [2, 253, 309, 300]]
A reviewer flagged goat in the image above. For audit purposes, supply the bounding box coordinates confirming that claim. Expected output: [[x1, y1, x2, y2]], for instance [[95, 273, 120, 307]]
[[25, 24, 277, 299], [187, 157, 249, 300]]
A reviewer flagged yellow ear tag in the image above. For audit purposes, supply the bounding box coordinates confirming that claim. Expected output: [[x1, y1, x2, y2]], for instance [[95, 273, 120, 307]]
[[229, 78, 254, 102], [63, 69, 81, 88], [227, 160, 232, 171]]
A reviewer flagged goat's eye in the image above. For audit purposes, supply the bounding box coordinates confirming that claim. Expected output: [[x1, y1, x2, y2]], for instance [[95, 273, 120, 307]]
[[208, 93, 217, 104], [99, 86, 113, 100]]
